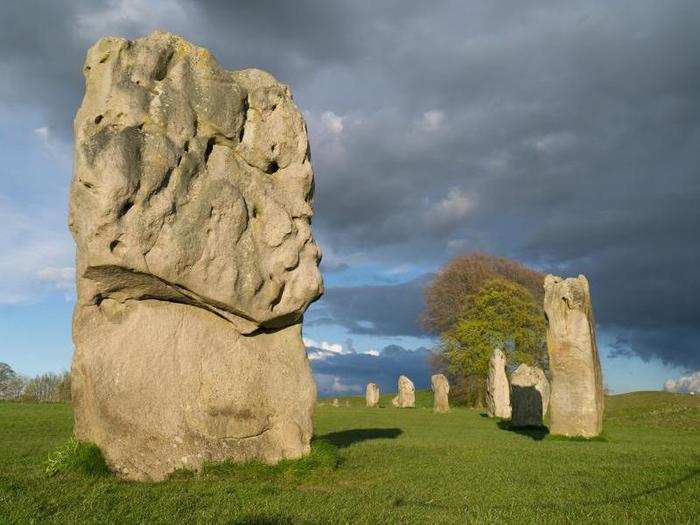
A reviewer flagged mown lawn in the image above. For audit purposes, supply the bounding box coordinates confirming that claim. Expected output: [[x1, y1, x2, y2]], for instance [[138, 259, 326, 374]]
[[1, 391, 698, 524]]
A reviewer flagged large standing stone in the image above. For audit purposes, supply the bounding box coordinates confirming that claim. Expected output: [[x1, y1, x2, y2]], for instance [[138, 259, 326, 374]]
[[510, 364, 548, 427], [68, 32, 323, 480], [486, 348, 511, 418], [366, 383, 380, 407], [431, 374, 450, 412], [391, 376, 415, 408], [544, 274, 604, 437]]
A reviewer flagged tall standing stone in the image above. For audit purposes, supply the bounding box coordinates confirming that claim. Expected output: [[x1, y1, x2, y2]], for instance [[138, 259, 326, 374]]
[[486, 348, 511, 418], [69, 32, 323, 480], [510, 364, 548, 427], [544, 274, 604, 437], [431, 374, 450, 412], [365, 383, 380, 407], [391, 375, 415, 408]]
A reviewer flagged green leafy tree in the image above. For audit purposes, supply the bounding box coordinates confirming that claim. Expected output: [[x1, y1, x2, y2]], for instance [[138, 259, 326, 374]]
[[421, 252, 544, 334], [439, 279, 546, 405]]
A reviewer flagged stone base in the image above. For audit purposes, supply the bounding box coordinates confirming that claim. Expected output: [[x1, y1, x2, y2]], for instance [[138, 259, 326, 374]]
[[71, 299, 315, 481]]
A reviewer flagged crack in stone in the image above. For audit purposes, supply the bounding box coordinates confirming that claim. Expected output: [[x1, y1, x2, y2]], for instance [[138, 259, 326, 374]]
[[84, 265, 260, 334]]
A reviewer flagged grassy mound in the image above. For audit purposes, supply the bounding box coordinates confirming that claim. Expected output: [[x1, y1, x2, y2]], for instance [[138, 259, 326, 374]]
[[604, 390, 700, 430], [45, 438, 109, 477]]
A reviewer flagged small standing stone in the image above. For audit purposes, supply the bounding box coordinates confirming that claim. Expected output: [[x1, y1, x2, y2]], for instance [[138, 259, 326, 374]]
[[544, 274, 604, 437], [431, 374, 450, 412], [533, 366, 550, 416], [332, 398, 340, 407], [510, 364, 548, 427], [366, 383, 380, 407], [486, 348, 511, 418], [391, 375, 415, 408]]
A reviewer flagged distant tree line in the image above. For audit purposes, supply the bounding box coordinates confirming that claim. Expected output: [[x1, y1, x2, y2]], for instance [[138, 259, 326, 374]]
[[421, 252, 547, 407], [0, 363, 71, 403]]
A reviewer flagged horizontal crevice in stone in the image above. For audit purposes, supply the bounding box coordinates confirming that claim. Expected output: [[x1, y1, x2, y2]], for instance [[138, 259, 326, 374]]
[[83, 265, 262, 333]]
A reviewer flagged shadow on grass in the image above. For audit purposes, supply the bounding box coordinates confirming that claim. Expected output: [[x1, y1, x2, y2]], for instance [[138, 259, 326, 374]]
[[497, 420, 550, 441], [197, 439, 341, 481], [316, 428, 402, 448], [232, 517, 293, 525], [547, 433, 608, 442]]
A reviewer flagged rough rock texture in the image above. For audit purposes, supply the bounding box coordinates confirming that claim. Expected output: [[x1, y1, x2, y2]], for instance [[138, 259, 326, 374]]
[[544, 274, 604, 437], [486, 349, 511, 418], [510, 364, 548, 427], [431, 374, 450, 412], [391, 376, 415, 408], [366, 383, 380, 407], [534, 366, 551, 416], [69, 32, 323, 481]]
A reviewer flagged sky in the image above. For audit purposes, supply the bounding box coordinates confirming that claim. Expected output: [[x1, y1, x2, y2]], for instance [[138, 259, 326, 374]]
[[0, 1, 698, 396]]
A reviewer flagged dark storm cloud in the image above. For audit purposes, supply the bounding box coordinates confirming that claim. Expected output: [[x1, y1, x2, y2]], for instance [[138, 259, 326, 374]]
[[307, 344, 432, 396], [308, 276, 431, 337], [1, 1, 699, 367]]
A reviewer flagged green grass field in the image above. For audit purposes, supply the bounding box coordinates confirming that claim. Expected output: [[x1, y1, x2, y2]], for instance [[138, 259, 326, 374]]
[[1, 391, 698, 524]]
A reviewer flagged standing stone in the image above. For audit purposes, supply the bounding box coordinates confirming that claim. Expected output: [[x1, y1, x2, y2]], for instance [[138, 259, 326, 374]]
[[332, 398, 340, 407], [69, 32, 323, 481], [534, 366, 550, 416], [544, 274, 604, 437], [486, 348, 511, 418], [510, 364, 548, 427], [366, 383, 380, 407], [431, 374, 450, 412], [391, 375, 415, 408]]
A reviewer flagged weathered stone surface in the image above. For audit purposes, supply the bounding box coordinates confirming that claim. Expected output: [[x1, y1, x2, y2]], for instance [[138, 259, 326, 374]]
[[431, 374, 450, 412], [510, 364, 548, 427], [366, 383, 380, 407], [486, 348, 511, 418], [69, 32, 323, 481], [534, 366, 550, 416], [544, 274, 604, 437], [391, 376, 415, 408]]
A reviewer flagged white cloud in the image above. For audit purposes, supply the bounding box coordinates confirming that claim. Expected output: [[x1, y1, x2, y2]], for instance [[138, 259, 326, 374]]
[[0, 197, 74, 304], [304, 110, 352, 168], [33, 126, 71, 166], [304, 338, 349, 360], [425, 187, 475, 227], [663, 371, 700, 393], [304, 338, 382, 362], [74, 0, 197, 40], [303, 338, 344, 354], [527, 131, 577, 155], [37, 267, 75, 291], [321, 111, 344, 135], [386, 263, 412, 276], [315, 373, 363, 395], [421, 110, 445, 131], [34, 126, 49, 142]]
